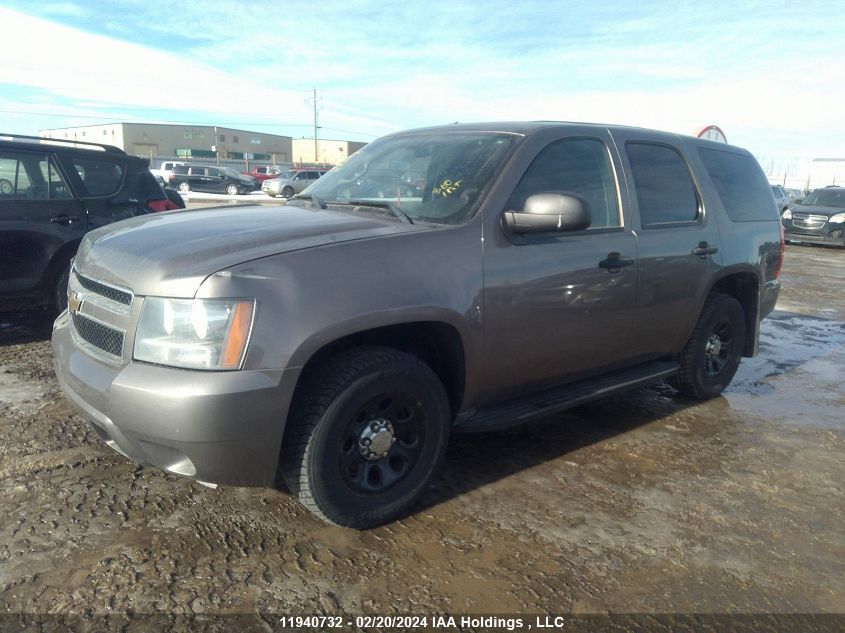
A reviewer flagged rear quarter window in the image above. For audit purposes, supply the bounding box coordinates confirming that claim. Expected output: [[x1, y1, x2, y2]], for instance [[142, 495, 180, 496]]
[[698, 148, 777, 222], [73, 157, 124, 197]]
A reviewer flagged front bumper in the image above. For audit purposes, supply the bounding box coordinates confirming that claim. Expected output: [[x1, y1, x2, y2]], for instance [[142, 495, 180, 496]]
[[52, 311, 299, 487], [784, 230, 845, 247]]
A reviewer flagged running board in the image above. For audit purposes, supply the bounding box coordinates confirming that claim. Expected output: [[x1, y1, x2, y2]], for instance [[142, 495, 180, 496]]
[[454, 360, 679, 434]]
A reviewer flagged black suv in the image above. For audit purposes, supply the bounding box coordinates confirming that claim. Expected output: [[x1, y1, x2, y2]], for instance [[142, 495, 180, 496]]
[[781, 186, 845, 248], [168, 164, 258, 195], [0, 134, 175, 312]]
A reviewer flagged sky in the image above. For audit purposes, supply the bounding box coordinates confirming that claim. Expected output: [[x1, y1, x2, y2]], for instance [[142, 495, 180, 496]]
[[1, 0, 844, 179]]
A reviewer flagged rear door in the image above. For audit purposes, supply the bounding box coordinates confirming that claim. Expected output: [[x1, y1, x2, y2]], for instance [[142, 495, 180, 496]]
[[611, 132, 722, 360], [58, 153, 133, 231], [481, 129, 639, 400], [0, 148, 85, 303]]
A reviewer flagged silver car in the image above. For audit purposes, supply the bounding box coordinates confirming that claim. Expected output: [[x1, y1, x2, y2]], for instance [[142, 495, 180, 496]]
[[261, 169, 325, 198]]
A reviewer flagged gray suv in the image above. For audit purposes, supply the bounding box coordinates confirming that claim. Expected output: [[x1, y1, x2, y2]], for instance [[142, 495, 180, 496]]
[[52, 122, 782, 528]]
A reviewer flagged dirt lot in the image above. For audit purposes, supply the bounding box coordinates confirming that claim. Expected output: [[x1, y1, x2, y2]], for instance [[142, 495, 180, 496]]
[[1, 245, 844, 623]]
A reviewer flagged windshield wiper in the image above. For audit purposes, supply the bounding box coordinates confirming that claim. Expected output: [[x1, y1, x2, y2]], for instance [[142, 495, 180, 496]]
[[291, 194, 326, 209], [333, 199, 414, 224]]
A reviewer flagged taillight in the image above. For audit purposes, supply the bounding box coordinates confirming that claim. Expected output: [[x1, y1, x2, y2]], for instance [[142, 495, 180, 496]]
[[775, 223, 785, 278]]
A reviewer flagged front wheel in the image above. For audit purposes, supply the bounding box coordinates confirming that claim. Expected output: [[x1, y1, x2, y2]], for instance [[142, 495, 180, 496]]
[[226, 184, 239, 195], [53, 260, 71, 312], [282, 186, 294, 198], [280, 346, 451, 528], [670, 292, 746, 399], [178, 181, 190, 193]]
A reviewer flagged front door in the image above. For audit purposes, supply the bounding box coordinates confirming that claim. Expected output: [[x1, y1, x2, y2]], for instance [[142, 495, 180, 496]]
[[481, 131, 639, 403], [0, 149, 85, 304]]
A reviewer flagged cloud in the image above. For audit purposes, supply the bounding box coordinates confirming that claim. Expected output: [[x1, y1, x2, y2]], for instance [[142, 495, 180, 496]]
[[0, 1, 844, 163]]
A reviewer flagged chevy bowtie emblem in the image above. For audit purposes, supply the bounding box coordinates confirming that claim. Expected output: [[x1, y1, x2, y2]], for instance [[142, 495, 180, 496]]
[[68, 291, 83, 314]]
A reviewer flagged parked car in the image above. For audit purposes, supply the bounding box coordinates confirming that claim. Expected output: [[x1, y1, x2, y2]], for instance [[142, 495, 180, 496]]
[[770, 184, 790, 213], [781, 186, 845, 248], [245, 165, 287, 182], [261, 169, 326, 198], [0, 133, 178, 312], [149, 160, 184, 182], [168, 164, 258, 195], [53, 122, 782, 528]]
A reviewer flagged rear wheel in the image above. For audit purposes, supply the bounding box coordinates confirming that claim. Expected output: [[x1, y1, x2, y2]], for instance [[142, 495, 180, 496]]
[[178, 181, 190, 193], [282, 186, 294, 198], [281, 346, 451, 528], [670, 292, 746, 399], [0, 178, 12, 195]]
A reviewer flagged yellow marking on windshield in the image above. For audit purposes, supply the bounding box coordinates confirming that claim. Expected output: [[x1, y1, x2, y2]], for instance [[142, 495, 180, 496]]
[[432, 179, 462, 197]]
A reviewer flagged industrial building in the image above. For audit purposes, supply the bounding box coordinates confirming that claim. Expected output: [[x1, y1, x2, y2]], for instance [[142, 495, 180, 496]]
[[40, 123, 294, 163], [291, 138, 368, 165]]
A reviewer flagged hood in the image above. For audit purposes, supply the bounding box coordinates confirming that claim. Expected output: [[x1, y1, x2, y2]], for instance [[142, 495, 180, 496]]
[[74, 204, 426, 297], [791, 204, 845, 217]]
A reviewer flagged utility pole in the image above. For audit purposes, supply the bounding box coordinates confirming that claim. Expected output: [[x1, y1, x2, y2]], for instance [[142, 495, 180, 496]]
[[305, 88, 321, 164]]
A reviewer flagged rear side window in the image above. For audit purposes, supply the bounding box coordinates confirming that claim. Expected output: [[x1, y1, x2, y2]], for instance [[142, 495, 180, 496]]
[[0, 151, 70, 200], [700, 148, 778, 221], [73, 157, 124, 197], [507, 138, 620, 228], [626, 143, 699, 226]]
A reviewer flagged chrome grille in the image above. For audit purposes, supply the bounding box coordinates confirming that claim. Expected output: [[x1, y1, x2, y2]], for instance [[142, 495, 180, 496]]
[[793, 214, 828, 230], [71, 313, 124, 358], [75, 272, 132, 305]]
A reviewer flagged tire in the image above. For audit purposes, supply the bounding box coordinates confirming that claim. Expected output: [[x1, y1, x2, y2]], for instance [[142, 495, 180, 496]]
[[282, 186, 294, 198], [0, 178, 12, 195], [53, 260, 71, 313], [281, 346, 451, 528], [670, 292, 746, 399], [178, 181, 190, 193], [226, 184, 239, 196]]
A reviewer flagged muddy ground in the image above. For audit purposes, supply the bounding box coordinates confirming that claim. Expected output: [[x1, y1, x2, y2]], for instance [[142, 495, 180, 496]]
[[0, 245, 843, 622]]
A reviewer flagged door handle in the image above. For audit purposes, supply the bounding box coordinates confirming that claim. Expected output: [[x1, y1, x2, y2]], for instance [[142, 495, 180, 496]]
[[692, 241, 718, 256], [599, 252, 635, 270], [50, 215, 82, 225]]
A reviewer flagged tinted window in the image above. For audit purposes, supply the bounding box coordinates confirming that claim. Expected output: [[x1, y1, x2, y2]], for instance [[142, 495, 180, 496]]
[[0, 151, 51, 200], [507, 138, 620, 228], [173, 165, 188, 174], [627, 143, 699, 226], [699, 148, 777, 221], [73, 157, 123, 197], [207, 168, 221, 178], [189, 166, 206, 176]]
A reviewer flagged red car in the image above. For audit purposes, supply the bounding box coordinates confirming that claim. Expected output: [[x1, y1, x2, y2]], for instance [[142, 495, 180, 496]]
[[244, 165, 286, 182]]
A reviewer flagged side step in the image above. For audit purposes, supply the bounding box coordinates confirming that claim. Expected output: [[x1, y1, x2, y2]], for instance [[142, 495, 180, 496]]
[[454, 360, 679, 434]]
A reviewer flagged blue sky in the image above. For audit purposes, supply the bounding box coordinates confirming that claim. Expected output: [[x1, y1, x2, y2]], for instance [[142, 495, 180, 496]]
[[1, 0, 843, 174]]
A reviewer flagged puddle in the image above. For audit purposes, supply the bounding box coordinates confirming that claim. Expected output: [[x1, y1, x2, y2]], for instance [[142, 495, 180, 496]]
[[725, 312, 845, 428]]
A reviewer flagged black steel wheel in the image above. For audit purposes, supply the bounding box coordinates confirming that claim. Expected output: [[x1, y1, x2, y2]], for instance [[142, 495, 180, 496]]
[[670, 292, 746, 399], [281, 346, 450, 528]]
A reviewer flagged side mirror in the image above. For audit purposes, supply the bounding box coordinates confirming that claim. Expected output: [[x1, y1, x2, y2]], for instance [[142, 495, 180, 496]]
[[503, 193, 591, 234]]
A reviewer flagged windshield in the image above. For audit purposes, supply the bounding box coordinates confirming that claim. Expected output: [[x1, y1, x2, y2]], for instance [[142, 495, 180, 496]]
[[220, 166, 241, 178], [801, 189, 845, 208], [298, 132, 518, 224], [281, 170, 298, 180]]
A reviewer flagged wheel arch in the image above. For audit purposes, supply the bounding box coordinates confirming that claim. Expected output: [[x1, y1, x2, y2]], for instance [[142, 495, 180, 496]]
[[289, 318, 468, 419], [706, 267, 761, 357]]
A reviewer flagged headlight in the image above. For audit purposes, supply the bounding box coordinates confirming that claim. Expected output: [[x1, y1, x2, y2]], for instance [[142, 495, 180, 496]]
[[134, 298, 254, 370], [829, 212, 845, 223], [781, 209, 792, 220]]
